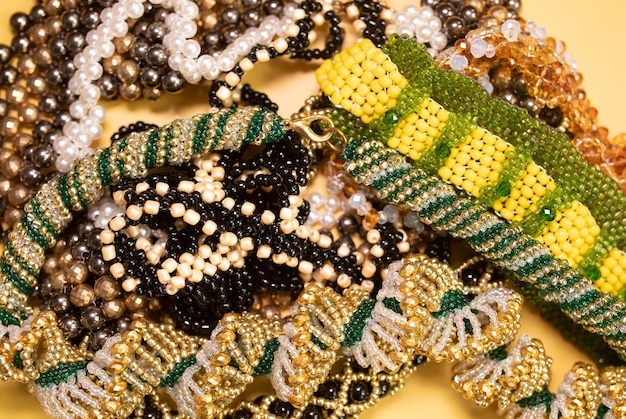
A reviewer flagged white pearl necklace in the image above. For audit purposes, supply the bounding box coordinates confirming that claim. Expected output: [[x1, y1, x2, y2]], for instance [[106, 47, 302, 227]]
[[385, 6, 447, 55], [53, 0, 192, 173], [53, 0, 302, 173]]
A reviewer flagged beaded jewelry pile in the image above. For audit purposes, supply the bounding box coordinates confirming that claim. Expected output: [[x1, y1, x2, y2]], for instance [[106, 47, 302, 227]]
[[0, 0, 625, 418]]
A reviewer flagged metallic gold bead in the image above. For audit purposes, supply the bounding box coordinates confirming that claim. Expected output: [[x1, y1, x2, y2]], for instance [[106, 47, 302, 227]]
[[292, 331, 311, 346], [106, 380, 128, 396], [211, 352, 231, 367], [292, 353, 312, 368]]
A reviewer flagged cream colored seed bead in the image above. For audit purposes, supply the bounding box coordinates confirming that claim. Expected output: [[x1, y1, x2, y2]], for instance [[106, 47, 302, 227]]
[[362, 260, 376, 278], [220, 232, 238, 247], [240, 237, 254, 251], [318, 234, 332, 248], [144, 200, 160, 215], [255, 49, 270, 62], [337, 274, 351, 288], [222, 197, 236, 210], [109, 216, 126, 231], [155, 182, 169, 196], [122, 277, 137, 292], [225, 72, 240, 87], [273, 252, 288, 265], [280, 207, 295, 220], [370, 244, 384, 258], [241, 202, 256, 216], [170, 203, 185, 218], [102, 245, 116, 261], [178, 180, 195, 193], [216, 85, 232, 102], [298, 260, 313, 275], [113, 190, 126, 205], [240, 58, 254, 72], [227, 249, 242, 262], [126, 205, 143, 221], [209, 253, 222, 265], [198, 245, 212, 258], [183, 209, 201, 225], [135, 237, 151, 251], [202, 220, 217, 235], [320, 263, 335, 280], [135, 181, 150, 194], [361, 280, 374, 293], [170, 276, 186, 290], [273, 38, 288, 53], [100, 229, 115, 244], [157, 270, 170, 284], [366, 229, 380, 244], [190, 269, 203, 283], [162, 258, 178, 273], [337, 244, 351, 258], [203, 263, 217, 276], [218, 259, 231, 271], [110, 262, 125, 278], [261, 210, 275, 225], [296, 225, 310, 239], [286, 256, 298, 268], [176, 263, 191, 278], [192, 258, 205, 271]]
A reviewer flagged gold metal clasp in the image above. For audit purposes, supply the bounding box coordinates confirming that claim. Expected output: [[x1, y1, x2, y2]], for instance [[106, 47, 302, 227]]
[[285, 115, 346, 152]]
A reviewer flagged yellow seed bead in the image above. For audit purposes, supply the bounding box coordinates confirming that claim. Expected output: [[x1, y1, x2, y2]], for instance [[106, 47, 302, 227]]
[[437, 109, 449, 122], [468, 159, 480, 172], [390, 71, 405, 84], [559, 218, 573, 230], [330, 92, 342, 105], [520, 185, 534, 199], [477, 166, 491, 179], [491, 161, 502, 172], [346, 75, 361, 89], [398, 143, 410, 155], [493, 200, 504, 212], [377, 90, 390, 104], [444, 157, 455, 168], [382, 60, 397, 72], [407, 113, 418, 124], [495, 138, 509, 151], [537, 171, 551, 185], [388, 85, 402, 98], [462, 179, 474, 192], [408, 149, 421, 161], [439, 166, 453, 180], [373, 64, 386, 79], [363, 102, 373, 115], [450, 174, 463, 186], [527, 163, 540, 175], [361, 71, 374, 84], [419, 106, 430, 119], [483, 144, 496, 156], [475, 176, 488, 188], [428, 100, 441, 114], [532, 183, 546, 196], [555, 229, 569, 243], [416, 119, 429, 133], [352, 92, 365, 105], [464, 169, 477, 182], [400, 136, 412, 146], [494, 150, 507, 162], [505, 198, 518, 210], [388, 137, 401, 149], [519, 197, 530, 209], [541, 232, 556, 246], [500, 208, 515, 220], [427, 115, 440, 127], [470, 138, 484, 150], [480, 155, 493, 167], [373, 50, 387, 64], [472, 127, 485, 139], [427, 127, 439, 138], [340, 98, 353, 111], [510, 188, 521, 199], [361, 59, 375, 72], [452, 164, 466, 176], [374, 103, 387, 116]]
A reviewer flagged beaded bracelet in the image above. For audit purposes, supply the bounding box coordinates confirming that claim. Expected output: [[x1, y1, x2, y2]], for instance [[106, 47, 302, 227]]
[[312, 35, 626, 361]]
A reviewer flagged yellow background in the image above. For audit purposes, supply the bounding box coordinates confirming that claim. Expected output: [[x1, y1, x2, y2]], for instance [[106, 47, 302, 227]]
[[0, 0, 623, 417]]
